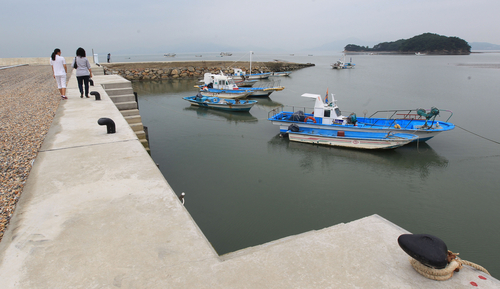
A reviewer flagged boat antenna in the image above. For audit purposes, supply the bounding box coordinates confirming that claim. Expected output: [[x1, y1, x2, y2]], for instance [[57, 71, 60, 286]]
[[250, 51, 253, 75]]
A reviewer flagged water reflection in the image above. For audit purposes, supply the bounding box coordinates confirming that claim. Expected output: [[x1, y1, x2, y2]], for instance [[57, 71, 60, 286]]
[[267, 134, 448, 179], [133, 79, 199, 95], [183, 106, 258, 123], [249, 96, 283, 108]]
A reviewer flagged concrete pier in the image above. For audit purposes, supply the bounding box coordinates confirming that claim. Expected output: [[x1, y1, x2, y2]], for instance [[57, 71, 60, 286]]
[[0, 68, 498, 288]]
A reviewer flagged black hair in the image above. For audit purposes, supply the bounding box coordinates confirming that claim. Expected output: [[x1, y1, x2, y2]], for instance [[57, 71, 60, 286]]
[[76, 47, 86, 57], [51, 48, 61, 61]]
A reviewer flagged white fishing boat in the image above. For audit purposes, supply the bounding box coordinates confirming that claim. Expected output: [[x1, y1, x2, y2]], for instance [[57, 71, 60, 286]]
[[220, 52, 232, 56], [164, 53, 176, 57], [287, 125, 417, 149], [331, 54, 355, 69], [268, 92, 455, 142], [231, 51, 271, 80], [232, 68, 271, 80], [199, 72, 252, 99], [200, 72, 284, 97]]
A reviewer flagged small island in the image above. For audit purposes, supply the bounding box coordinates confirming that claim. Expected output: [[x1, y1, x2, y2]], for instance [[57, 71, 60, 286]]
[[345, 33, 471, 55]]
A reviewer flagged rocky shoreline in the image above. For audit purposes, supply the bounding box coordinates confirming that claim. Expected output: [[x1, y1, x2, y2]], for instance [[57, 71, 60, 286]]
[[102, 61, 314, 80], [0, 65, 63, 242]]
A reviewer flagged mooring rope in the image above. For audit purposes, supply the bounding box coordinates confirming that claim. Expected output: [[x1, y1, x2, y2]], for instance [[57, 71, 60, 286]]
[[409, 251, 490, 281], [456, 125, 500, 145]]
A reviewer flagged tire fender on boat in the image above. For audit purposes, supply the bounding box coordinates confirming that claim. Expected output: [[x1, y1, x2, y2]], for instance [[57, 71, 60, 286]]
[[212, 97, 220, 103], [304, 116, 316, 123]]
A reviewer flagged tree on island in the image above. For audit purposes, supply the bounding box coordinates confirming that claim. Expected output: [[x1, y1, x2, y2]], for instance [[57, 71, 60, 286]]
[[345, 33, 471, 54]]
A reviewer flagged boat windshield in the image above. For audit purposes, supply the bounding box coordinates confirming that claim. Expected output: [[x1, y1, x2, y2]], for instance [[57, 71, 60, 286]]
[[335, 107, 341, 116], [228, 78, 236, 85]]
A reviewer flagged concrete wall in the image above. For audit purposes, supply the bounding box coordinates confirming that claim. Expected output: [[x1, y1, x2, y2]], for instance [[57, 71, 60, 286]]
[[0, 56, 96, 66]]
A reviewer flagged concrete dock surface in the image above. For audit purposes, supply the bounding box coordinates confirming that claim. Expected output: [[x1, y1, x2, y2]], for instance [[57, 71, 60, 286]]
[[0, 69, 498, 288]]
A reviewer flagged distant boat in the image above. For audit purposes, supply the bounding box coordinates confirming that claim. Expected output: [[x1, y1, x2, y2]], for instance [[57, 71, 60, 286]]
[[220, 52, 232, 56], [271, 71, 292, 77], [331, 54, 355, 69], [164, 53, 176, 57], [415, 52, 426, 56], [195, 55, 202, 57], [183, 93, 257, 112], [232, 68, 271, 80]]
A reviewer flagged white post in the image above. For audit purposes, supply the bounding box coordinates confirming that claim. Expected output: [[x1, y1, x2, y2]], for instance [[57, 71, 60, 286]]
[[250, 51, 252, 75]]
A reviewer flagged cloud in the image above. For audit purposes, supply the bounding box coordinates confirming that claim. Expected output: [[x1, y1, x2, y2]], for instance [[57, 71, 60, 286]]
[[1, 0, 499, 57]]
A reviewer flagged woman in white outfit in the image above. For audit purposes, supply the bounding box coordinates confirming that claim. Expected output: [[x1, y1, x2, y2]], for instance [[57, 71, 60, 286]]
[[50, 48, 68, 99]]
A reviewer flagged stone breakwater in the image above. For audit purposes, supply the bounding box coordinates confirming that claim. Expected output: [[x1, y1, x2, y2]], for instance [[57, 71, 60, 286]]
[[102, 61, 314, 80], [0, 65, 63, 242]]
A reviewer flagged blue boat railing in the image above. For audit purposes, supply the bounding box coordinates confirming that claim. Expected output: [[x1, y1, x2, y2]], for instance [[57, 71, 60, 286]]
[[367, 108, 453, 122], [365, 109, 453, 129], [269, 107, 453, 130], [268, 105, 313, 119]]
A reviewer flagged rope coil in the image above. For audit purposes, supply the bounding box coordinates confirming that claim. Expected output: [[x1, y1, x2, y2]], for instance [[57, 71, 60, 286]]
[[409, 250, 490, 281]]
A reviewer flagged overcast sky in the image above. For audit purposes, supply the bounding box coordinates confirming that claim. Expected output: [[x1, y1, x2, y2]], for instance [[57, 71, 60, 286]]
[[2, 0, 499, 58]]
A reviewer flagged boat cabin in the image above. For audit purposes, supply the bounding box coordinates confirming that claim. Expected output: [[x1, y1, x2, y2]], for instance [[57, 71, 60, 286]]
[[203, 73, 239, 90], [233, 68, 246, 76], [302, 93, 346, 125]]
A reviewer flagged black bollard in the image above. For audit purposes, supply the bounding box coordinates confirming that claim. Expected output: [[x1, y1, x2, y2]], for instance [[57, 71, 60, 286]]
[[90, 91, 101, 100], [398, 234, 448, 269], [89, 78, 94, 86], [97, 118, 116, 134]]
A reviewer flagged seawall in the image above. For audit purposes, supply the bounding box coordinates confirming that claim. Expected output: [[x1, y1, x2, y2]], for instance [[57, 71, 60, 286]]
[[101, 61, 314, 80], [0, 57, 93, 66]]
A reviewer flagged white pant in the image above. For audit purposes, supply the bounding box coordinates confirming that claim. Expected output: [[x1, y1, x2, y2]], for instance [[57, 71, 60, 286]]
[[55, 75, 66, 89]]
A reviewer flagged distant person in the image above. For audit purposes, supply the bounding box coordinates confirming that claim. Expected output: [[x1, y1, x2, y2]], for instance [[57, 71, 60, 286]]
[[50, 48, 68, 100], [72, 47, 93, 98], [107, 53, 111, 63]]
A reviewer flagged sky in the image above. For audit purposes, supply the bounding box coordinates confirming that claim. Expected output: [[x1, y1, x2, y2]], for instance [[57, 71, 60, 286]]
[[1, 0, 499, 58]]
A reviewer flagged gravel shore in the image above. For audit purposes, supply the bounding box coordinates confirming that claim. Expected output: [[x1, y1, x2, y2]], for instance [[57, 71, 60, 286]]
[[0, 65, 66, 242]]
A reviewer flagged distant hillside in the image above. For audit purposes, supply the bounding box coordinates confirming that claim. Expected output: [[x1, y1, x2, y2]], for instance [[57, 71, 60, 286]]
[[470, 42, 500, 50], [345, 33, 471, 55]]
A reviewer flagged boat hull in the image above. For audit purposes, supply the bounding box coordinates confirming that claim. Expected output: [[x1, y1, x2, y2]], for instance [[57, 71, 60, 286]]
[[269, 112, 454, 142], [288, 129, 416, 149], [199, 90, 251, 99], [232, 73, 271, 80]]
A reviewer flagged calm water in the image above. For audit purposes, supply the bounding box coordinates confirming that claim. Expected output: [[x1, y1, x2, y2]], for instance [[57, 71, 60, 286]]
[[130, 52, 500, 277]]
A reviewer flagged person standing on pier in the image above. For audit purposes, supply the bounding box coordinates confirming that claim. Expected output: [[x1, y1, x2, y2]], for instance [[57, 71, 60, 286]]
[[107, 53, 111, 63], [50, 48, 68, 99], [72, 47, 93, 98]]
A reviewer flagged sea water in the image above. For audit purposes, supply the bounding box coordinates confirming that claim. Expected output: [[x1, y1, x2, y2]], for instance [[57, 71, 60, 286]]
[[130, 51, 500, 277]]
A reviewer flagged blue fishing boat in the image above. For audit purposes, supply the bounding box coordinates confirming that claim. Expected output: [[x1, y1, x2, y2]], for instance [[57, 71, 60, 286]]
[[268, 92, 455, 142], [183, 94, 257, 112], [287, 124, 418, 149]]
